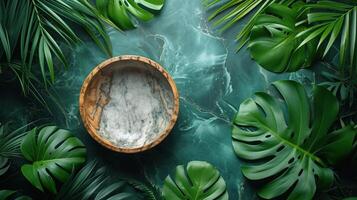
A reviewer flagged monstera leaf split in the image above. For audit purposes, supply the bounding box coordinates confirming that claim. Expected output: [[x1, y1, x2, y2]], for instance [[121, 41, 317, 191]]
[[21, 126, 86, 194], [248, 3, 317, 72], [163, 161, 229, 200], [232, 80, 356, 200], [96, 0, 165, 30]]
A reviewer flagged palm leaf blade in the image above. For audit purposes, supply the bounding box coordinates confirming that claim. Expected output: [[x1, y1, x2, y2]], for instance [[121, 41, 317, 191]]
[[56, 161, 133, 200], [0, 122, 29, 176], [0, 0, 112, 94]]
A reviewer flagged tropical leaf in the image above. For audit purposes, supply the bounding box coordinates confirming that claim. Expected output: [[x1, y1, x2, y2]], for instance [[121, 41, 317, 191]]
[[316, 175, 357, 200], [128, 178, 163, 200], [0, 190, 16, 200], [0, 0, 112, 94], [204, 0, 300, 50], [296, 1, 357, 74], [0, 190, 31, 200], [162, 161, 229, 200], [95, 0, 165, 30], [248, 3, 316, 72], [319, 62, 357, 107], [55, 161, 133, 200], [0, 123, 29, 176], [232, 80, 356, 199], [20, 126, 86, 193]]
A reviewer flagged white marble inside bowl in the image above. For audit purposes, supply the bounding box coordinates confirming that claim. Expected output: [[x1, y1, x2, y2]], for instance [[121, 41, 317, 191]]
[[97, 61, 175, 148]]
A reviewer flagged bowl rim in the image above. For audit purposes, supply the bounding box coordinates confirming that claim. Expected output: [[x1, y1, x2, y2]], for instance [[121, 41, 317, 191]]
[[79, 55, 179, 153]]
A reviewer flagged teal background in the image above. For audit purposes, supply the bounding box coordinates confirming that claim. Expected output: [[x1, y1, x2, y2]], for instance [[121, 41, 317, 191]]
[[0, 0, 322, 199]]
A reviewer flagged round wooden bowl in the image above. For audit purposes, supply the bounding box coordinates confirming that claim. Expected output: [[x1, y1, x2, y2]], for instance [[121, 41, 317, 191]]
[[79, 55, 179, 153]]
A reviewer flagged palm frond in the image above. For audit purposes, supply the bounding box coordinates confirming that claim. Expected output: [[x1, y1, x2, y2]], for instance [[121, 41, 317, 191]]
[[296, 1, 357, 74], [319, 62, 357, 107], [0, 190, 32, 200], [0, 122, 29, 176], [128, 179, 163, 200], [0, 0, 112, 94], [204, 0, 300, 50], [55, 161, 134, 200]]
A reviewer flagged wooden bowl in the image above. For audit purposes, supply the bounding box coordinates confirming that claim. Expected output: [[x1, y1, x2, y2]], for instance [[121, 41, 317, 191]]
[[79, 55, 179, 153]]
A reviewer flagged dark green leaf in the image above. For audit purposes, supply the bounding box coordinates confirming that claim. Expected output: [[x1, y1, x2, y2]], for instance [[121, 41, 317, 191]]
[[128, 179, 164, 200], [0, 0, 112, 94], [0, 122, 29, 176], [297, 1, 357, 72], [350, 7, 357, 72], [0, 190, 32, 200], [0, 24, 11, 62], [0, 190, 16, 200], [205, 0, 300, 50], [56, 161, 132, 200], [232, 80, 356, 199]]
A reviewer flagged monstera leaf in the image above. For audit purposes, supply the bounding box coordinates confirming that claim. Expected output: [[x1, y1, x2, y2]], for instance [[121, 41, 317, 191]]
[[96, 0, 165, 30], [21, 126, 86, 194], [163, 161, 229, 200], [232, 80, 356, 200], [248, 3, 317, 72]]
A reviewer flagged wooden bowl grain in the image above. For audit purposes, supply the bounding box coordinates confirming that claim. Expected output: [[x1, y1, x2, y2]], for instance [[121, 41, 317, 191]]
[[79, 55, 179, 153]]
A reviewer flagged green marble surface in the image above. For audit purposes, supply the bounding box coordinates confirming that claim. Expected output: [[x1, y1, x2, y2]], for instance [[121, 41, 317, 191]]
[[0, 0, 318, 199]]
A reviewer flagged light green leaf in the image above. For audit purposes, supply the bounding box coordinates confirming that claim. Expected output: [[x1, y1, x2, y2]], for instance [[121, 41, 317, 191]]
[[135, 0, 164, 11], [163, 161, 229, 200], [96, 0, 109, 17], [98, 0, 164, 30], [248, 3, 316, 72], [108, 0, 135, 30], [20, 126, 86, 193], [340, 12, 350, 68]]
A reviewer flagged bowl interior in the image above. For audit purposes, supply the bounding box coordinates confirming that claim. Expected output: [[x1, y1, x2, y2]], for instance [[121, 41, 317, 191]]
[[80, 57, 178, 152]]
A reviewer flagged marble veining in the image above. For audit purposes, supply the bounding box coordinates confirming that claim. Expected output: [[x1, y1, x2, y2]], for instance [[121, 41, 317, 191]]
[[2, 0, 312, 198], [47, 0, 288, 198], [98, 63, 174, 148]]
